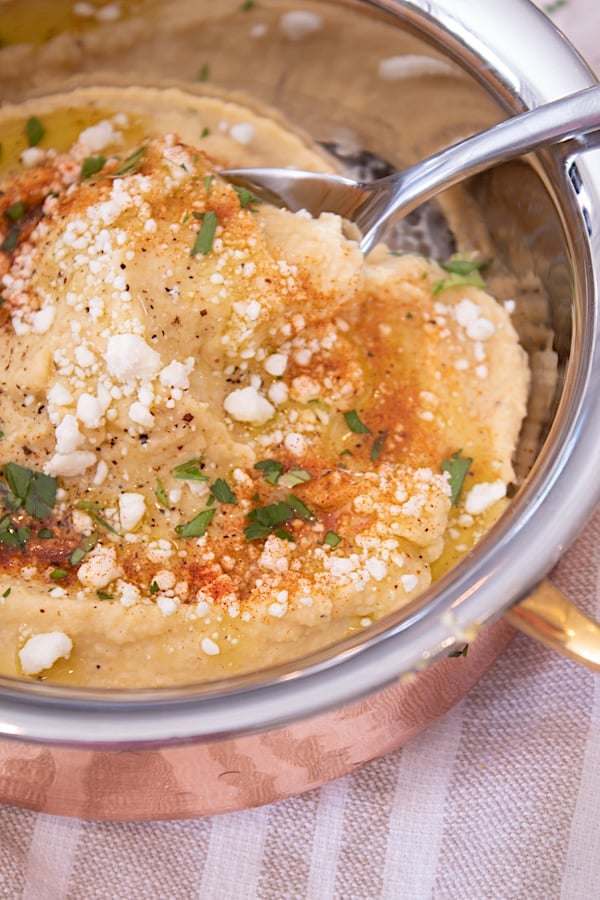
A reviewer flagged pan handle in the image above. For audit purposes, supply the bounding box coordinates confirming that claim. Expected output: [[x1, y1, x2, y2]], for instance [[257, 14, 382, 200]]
[[504, 579, 600, 671]]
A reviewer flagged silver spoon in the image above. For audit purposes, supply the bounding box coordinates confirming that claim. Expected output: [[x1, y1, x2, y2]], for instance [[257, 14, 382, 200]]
[[221, 84, 600, 255]]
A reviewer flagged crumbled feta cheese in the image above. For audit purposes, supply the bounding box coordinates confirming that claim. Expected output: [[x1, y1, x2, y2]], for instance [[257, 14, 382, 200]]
[[201, 637, 220, 656], [119, 492, 146, 532], [104, 334, 162, 383], [224, 385, 275, 424], [464, 480, 507, 515], [77, 545, 122, 588], [229, 123, 256, 145], [19, 632, 72, 676], [280, 10, 323, 41]]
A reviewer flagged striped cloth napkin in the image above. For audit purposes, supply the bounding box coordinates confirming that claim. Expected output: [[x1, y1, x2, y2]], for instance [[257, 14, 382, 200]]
[[1, 2, 600, 898]]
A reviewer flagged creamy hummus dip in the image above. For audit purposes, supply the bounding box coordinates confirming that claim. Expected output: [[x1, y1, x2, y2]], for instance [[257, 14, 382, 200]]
[[0, 86, 529, 686]]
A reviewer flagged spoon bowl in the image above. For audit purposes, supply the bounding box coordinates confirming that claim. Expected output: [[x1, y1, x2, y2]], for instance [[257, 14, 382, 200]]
[[222, 84, 600, 254]]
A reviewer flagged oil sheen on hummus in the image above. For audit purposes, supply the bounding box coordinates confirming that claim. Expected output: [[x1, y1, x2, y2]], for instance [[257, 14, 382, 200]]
[[0, 86, 529, 687]]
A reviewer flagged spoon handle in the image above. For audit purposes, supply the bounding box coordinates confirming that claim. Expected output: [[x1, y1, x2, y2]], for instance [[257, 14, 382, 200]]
[[359, 83, 600, 253]]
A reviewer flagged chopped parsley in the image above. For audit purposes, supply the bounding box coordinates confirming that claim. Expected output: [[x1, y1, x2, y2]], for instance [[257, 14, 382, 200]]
[[344, 409, 371, 434], [175, 507, 216, 538], [38, 528, 53, 539], [241, 0, 255, 9], [200, 126, 210, 139], [69, 533, 98, 567], [172, 456, 208, 482], [244, 494, 314, 541], [210, 478, 237, 505], [441, 450, 473, 505], [254, 459, 283, 485], [1, 229, 19, 252], [278, 467, 311, 488], [96, 590, 113, 600], [323, 530, 341, 547], [196, 63, 210, 82], [190, 210, 218, 256], [111, 145, 147, 177], [232, 184, 262, 210], [0, 523, 29, 548], [244, 501, 293, 541], [204, 174, 214, 193], [50, 568, 68, 581], [370, 431, 388, 462], [149, 580, 160, 594], [2, 462, 57, 519], [2, 587, 10, 598], [81, 155, 106, 179], [433, 254, 491, 295], [25, 115, 45, 147], [155, 478, 169, 509], [287, 495, 315, 521], [4, 200, 24, 222]]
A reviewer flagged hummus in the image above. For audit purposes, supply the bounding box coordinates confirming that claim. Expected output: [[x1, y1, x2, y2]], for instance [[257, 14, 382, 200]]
[[0, 86, 529, 686]]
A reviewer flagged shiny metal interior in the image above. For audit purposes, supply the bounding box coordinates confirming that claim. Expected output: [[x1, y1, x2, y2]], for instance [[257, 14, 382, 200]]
[[0, 0, 599, 746]]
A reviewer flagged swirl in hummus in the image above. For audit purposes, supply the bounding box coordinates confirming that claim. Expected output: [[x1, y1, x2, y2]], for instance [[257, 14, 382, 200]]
[[0, 87, 529, 686]]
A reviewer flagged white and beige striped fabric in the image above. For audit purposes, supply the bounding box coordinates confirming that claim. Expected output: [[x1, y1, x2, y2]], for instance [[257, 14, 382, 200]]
[[1, 2, 600, 897]]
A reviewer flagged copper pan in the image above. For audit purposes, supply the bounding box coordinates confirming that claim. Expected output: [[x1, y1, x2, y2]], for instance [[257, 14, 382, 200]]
[[0, 0, 600, 820]]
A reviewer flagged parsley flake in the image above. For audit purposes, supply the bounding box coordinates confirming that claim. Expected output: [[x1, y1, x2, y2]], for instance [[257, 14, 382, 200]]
[[50, 568, 68, 581], [25, 116, 45, 147], [370, 431, 388, 462], [232, 184, 262, 210], [344, 409, 371, 434], [196, 63, 210, 82], [4, 200, 24, 222], [81, 155, 106, 179], [433, 255, 491, 295], [111, 145, 147, 177], [155, 478, 169, 508], [172, 456, 208, 482], [278, 467, 311, 488], [287, 494, 315, 521], [210, 478, 237, 505], [254, 459, 283, 485], [96, 590, 113, 600], [190, 210, 218, 256], [2, 587, 10, 598], [175, 508, 216, 538], [2, 462, 57, 519], [441, 450, 473, 505], [323, 530, 341, 547]]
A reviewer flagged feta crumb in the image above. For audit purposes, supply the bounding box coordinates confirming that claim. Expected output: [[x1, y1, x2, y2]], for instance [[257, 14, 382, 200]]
[[157, 595, 177, 617], [104, 334, 162, 383], [280, 10, 323, 41], [224, 385, 275, 425], [77, 544, 122, 589], [201, 637, 220, 656], [20, 147, 46, 168], [119, 492, 146, 532], [401, 574, 419, 593], [19, 632, 72, 676], [229, 123, 256, 145], [464, 480, 507, 515], [264, 353, 288, 376]]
